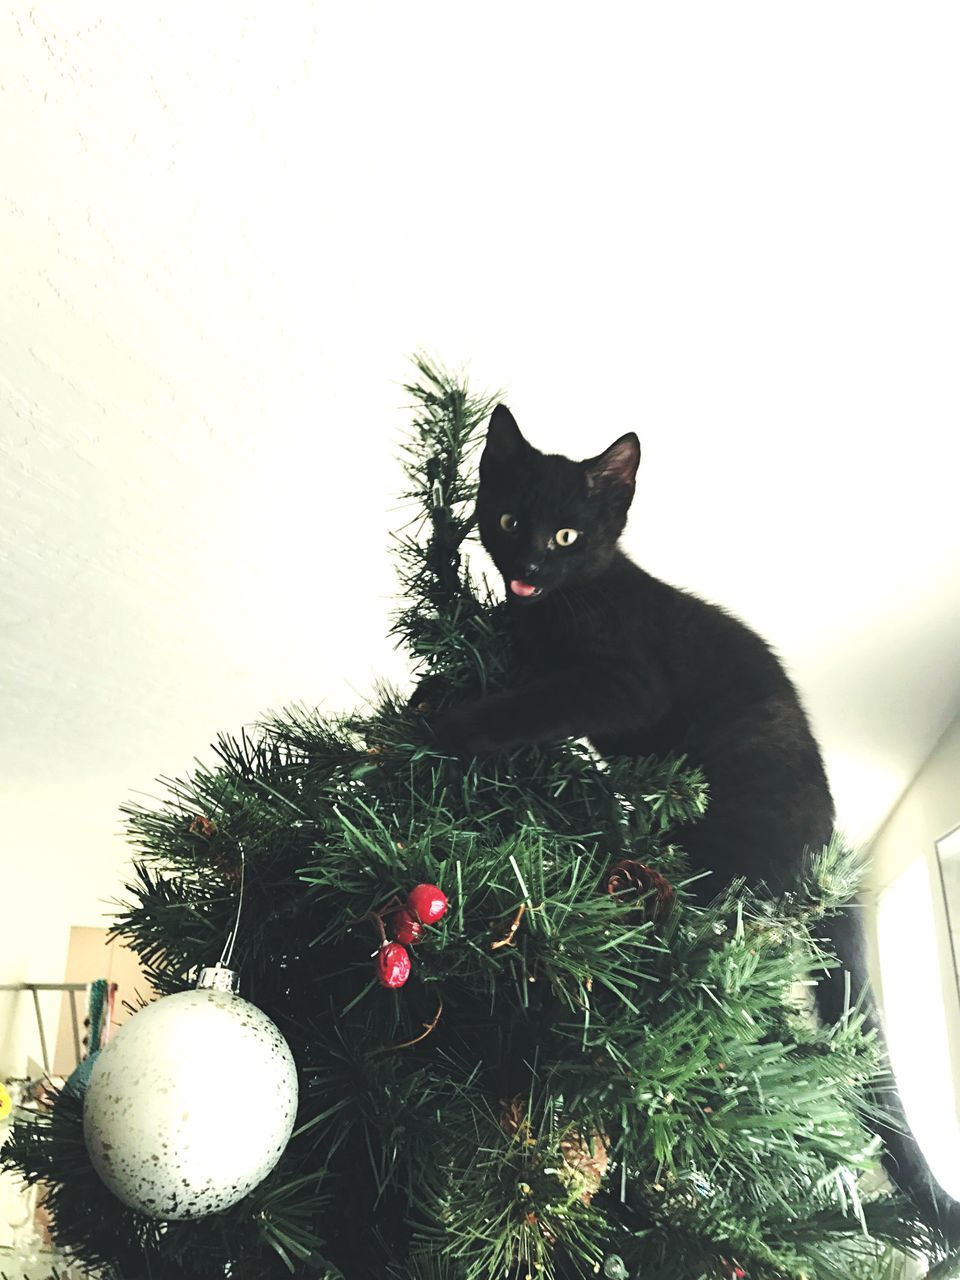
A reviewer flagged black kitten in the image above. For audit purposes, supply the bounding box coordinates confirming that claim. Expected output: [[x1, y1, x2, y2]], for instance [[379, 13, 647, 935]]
[[435, 404, 835, 893]]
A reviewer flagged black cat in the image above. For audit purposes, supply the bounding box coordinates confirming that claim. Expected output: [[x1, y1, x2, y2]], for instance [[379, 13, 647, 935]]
[[434, 403, 835, 893]]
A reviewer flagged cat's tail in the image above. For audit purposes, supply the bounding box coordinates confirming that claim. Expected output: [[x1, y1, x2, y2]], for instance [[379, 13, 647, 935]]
[[815, 906, 960, 1246]]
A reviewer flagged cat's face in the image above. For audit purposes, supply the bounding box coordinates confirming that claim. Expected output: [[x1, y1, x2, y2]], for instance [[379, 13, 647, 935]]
[[476, 405, 640, 604]]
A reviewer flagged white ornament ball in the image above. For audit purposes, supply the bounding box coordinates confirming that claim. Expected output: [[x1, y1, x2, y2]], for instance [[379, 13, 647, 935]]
[[82, 981, 298, 1219]]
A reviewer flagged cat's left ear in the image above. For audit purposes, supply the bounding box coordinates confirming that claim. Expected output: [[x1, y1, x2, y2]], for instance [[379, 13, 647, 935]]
[[584, 433, 641, 495], [480, 404, 531, 474]]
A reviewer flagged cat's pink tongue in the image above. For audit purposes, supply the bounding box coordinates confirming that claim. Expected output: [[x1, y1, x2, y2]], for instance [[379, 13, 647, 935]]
[[510, 579, 539, 598]]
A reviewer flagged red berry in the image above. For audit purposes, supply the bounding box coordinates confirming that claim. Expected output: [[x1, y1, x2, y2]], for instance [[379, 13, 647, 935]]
[[391, 909, 424, 945], [376, 942, 411, 989], [406, 883, 448, 925]]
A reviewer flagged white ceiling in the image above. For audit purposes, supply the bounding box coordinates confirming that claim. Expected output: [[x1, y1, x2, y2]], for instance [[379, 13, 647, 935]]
[[2, 2, 959, 877]]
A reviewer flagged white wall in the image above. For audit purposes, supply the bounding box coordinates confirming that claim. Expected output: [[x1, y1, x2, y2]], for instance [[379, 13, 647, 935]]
[[870, 713, 960, 891], [868, 711, 960, 1198]]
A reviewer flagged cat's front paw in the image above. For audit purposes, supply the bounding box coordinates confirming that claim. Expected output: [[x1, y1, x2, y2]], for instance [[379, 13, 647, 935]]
[[429, 703, 504, 757]]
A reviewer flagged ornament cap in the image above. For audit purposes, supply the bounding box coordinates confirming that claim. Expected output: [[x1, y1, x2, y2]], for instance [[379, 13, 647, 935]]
[[196, 965, 240, 993]]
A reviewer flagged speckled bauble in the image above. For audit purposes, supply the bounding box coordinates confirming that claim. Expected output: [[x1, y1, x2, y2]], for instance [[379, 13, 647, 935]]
[[82, 967, 297, 1219]]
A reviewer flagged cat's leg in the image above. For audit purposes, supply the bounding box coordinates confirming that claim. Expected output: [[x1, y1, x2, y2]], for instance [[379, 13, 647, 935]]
[[428, 664, 667, 755]]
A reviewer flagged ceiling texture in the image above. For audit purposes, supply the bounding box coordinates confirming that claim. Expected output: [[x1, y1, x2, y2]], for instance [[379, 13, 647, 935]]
[[2, 4, 959, 905]]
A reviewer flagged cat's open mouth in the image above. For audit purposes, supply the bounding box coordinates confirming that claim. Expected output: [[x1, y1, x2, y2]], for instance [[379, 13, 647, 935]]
[[509, 579, 543, 600]]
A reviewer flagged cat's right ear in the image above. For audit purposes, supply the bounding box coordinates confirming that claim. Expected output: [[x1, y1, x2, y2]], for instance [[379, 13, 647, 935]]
[[584, 433, 641, 496], [481, 405, 529, 474]]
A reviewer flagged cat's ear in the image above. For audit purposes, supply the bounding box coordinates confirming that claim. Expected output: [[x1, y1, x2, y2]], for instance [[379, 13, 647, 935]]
[[584, 433, 641, 495], [481, 405, 530, 472]]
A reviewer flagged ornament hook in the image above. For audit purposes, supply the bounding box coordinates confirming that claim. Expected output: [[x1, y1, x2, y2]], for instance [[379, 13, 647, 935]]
[[218, 839, 247, 969]]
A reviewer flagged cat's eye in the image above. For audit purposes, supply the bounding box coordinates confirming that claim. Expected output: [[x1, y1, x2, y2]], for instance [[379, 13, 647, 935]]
[[500, 513, 518, 532], [555, 528, 579, 547]]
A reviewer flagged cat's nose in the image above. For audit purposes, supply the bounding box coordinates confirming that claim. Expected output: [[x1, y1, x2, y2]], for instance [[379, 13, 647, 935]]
[[524, 561, 541, 577]]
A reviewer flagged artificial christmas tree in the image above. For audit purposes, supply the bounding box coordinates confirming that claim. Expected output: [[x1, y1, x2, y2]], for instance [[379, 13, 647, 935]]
[[3, 359, 953, 1279]]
